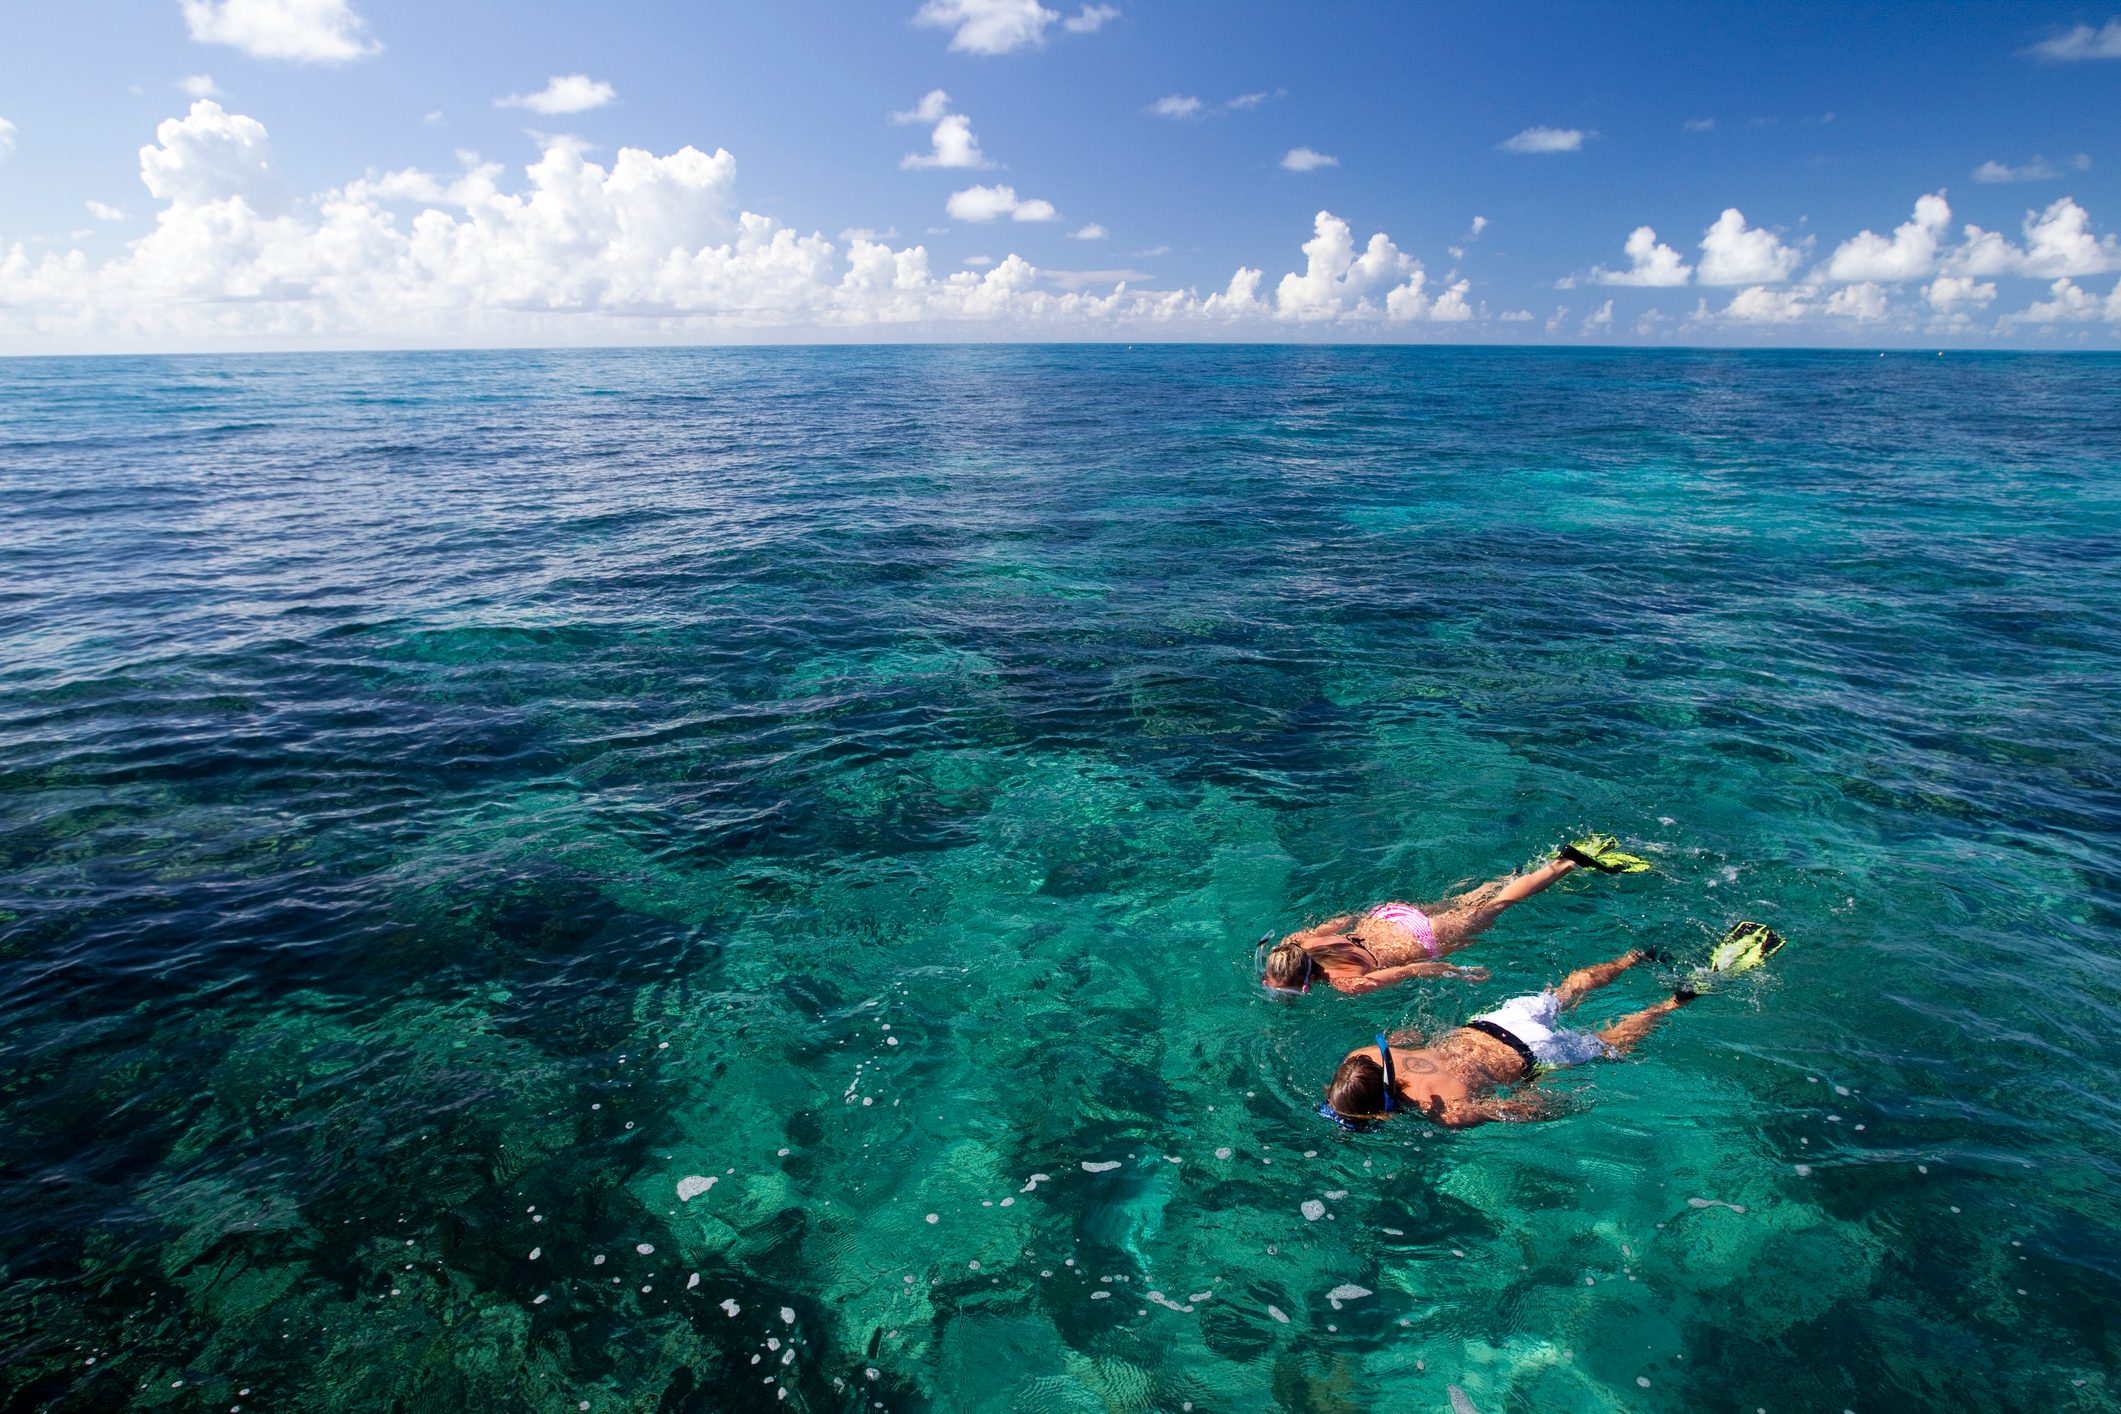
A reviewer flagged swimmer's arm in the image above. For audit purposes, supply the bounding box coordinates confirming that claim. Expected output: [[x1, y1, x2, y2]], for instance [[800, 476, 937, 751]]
[[1294, 913, 1361, 939], [1336, 962, 1489, 993], [1457, 1094, 1556, 1125]]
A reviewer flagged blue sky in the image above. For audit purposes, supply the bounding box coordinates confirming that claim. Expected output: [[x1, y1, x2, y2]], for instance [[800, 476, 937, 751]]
[[2, 0, 2118, 350]]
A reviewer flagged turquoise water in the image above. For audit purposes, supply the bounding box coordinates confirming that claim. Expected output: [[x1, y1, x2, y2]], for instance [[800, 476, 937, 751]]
[[2, 346, 2118, 1412]]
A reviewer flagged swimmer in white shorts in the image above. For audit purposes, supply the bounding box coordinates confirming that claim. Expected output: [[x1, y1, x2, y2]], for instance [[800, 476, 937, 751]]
[[1260, 834, 1651, 999], [1318, 922, 1785, 1130]]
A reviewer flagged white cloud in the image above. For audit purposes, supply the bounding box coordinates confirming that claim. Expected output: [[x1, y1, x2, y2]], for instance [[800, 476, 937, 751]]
[[1068, 223, 1107, 239], [2008, 276, 2121, 323], [1281, 147, 1337, 172], [0, 118, 14, 163], [1824, 281, 1888, 320], [946, 183, 1057, 221], [1952, 197, 2121, 278], [892, 90, 952, 126], [902, 113, 991, 170], [1974, 154, 2090, 183], [1498, 309, 1533, 322], [1272, 210, 1444, 321], [1824, 192, 1949, 281], [962, 254, 995, 267], [181, 0, 378, 62], [39, 102, 1991, 347], [1132, 244, 1169, 257], [180, 74, 224, 99], [1684, 117, 1715, 132], [1499, 126, 1585, 154], [1697, 208, 1803, 285], [498, 75, 616, 116], [915, 0, 1059, 55], [1466, 215, 1488, 240], [1592, 225, 1692, 285], [1063, 4, 1118, 33], [1583, 299, 1614, 333], [1154, 91, 1278, 120], [1925, 275, 1995, 311], [1724, 286, 1811, 321], [86, 200, 127, 221], [1043, 266, 1152, 289], [2024, 18, 2121, 61], [139, 101, 276, 207], [839, 226, 898, 242]]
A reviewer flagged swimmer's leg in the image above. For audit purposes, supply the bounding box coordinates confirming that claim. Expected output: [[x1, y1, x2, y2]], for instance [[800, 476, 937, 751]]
[[1595, 993, 1693, 1056], [1554, 947, 1655, 1009], [1428, 856, 1581, 953]]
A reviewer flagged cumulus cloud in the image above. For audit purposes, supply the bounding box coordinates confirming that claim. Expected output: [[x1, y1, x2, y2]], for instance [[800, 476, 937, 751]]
[[180, 74, 224, 99], [51, 102, 2046, 347], [1269, 210, 1461, 322], [1281, 147, 1337, 172], [1697, 208, 1803, 285], [1951, 197, 2120, 278], [2008, 277, 2121, 323], [0, 118, 14, 162], [1684, 117, 1715, 132], [1824, 192, 1949, 281], [181, 0, 378, 62], [1499, 126, 1585, 154], [497, 75, 616, 116], [1925, 275, 1995, 311], [914, 0, 1059, 54], [1068, 223, 1106, 239], [1225, 91, 1270, 111], [86, 200, 127, 221], [1974, 153, 2091, 183], [1063, 4, 1118, 33], [896, 93, 992, 170], [1592, 225, 1692, 286], [1824, 281, 1888, 320], [138, 101, 276, 207], [1724, 286, 1811, 322], [1466, 215, 1488, 240], [946, 184, 1057, 222], [891, 90, 951, 126], [2023, 18, 2121, 61], [1583, 299, 1614, 333]]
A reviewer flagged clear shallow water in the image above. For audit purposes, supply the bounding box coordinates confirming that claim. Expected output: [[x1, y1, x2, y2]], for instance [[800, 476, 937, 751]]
[[1, 345, 2118, 1413]]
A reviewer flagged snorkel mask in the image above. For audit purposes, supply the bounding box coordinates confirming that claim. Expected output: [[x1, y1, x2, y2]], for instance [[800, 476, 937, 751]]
[[1316, 1034, 1398, 1132], [1256, 931, 1314, 1000]]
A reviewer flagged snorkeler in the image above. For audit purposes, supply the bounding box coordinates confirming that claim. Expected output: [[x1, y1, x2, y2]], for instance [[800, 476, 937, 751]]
[[1259, 835, 1652, 998], [1318, 921, 1786, 1130]]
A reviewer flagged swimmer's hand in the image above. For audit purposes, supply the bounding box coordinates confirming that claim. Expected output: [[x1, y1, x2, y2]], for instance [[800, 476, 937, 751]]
[[1342, 962, 1487, 993]]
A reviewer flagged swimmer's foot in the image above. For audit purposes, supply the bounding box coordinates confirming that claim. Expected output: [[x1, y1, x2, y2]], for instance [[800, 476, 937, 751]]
[[1684, 921, 1787, 993], [1560, 834, 1654, 875]]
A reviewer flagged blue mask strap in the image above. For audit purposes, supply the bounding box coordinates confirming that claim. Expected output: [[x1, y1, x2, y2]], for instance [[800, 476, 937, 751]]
[[1375, 1034, 1397, 1113]]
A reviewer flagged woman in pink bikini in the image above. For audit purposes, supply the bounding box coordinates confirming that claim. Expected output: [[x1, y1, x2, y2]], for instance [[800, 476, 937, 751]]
[[1259, 835, 1650, 998]]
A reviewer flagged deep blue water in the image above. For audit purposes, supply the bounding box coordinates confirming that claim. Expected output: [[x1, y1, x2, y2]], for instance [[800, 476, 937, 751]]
[[2, 346, 2118, 1412]]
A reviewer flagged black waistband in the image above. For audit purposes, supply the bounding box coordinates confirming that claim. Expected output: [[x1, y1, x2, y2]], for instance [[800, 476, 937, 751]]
[[1465, 1019, 1537, 1080]]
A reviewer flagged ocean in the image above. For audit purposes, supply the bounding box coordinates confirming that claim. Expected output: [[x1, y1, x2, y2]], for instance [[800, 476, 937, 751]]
[[2, 345, 2117, 1412]]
